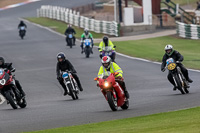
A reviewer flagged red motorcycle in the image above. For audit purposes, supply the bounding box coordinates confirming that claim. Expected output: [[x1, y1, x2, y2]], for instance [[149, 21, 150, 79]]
[[0, 68, 26, 109], [94, 72, 129, 111]]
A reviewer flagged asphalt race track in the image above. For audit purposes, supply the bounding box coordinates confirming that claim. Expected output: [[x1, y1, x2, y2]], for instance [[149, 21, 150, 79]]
[[0, 0, 200, 133]]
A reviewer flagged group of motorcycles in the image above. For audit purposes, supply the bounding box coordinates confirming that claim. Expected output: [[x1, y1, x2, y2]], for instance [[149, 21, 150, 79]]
[[4, 28, 189, 111]]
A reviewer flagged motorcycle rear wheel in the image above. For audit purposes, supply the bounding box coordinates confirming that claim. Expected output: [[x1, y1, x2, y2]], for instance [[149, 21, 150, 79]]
[[18, 98, 27, 108], [121, 99, 129, 110], [5, 92, 18, 109], [107, 91, 118, 111]]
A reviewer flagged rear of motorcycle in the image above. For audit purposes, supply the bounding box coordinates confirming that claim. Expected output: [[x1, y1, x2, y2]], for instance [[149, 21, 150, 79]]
[[62, 72, 78, 100]]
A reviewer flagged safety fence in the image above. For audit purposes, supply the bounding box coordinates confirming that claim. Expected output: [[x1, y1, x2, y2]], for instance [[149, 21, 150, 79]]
[[176, 21, 200, 39], [37, 5, 119, 36]]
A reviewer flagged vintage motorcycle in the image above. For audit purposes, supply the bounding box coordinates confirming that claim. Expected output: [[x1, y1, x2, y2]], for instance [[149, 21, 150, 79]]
[[62, 71, 79, 100], [94, 72, 129, 111], [19, 26, 26, 39], [166, 58, 189, 94], [83, 39, 92, 58], [0, 68, 27, 109]]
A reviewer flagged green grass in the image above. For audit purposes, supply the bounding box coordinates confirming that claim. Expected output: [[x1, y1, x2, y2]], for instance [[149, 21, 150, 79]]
[[26, 17, 105, 39], [95, 36, 200, 69], [24, 106, 200, 133]]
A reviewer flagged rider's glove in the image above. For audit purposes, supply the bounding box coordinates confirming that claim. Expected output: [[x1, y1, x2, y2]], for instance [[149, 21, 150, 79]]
[[57, 76, 62, 80], [161, 68, 166, 72]]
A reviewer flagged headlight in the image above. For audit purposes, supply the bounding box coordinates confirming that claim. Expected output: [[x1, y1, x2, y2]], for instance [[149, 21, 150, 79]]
[[0, 79, 6, 85], [104, 82, 109, 87]]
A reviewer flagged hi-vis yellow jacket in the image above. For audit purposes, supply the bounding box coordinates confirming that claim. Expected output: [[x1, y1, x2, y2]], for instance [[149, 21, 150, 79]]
[[98, 62, 123, 78], [98, 40, 115, 52]]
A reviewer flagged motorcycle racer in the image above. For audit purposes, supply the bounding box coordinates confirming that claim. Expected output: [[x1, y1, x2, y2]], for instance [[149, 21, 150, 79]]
[[97, 56, 129, 99], [161, 44, 193, 90]]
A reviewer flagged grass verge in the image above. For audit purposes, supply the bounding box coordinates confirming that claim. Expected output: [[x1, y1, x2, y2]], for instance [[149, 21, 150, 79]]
[[97, 35, 200, 69], [24, 106, 200, 133], [26, 17, 105, 39]]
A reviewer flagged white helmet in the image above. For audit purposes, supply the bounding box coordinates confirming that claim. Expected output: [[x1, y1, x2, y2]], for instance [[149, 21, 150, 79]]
[[101, 56, 111, 69], [164, 44, 173, 51], [164, 44, 174, 56]]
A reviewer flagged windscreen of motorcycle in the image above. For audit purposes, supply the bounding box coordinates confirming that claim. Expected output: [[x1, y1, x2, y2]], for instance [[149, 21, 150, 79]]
[[101, 71, 111, 79], [0, 69, 4, 77], [102, 46, 112, 51], [0, 69, 6, 85]]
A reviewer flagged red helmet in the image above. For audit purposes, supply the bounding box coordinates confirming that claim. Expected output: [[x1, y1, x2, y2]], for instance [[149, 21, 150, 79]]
[[101, 56, 111, 69]]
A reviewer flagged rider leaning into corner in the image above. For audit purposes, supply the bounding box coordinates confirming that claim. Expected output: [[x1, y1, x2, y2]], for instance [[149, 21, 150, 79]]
[[97, 56, 129, 99], [80, 28, 94, 54], [56, 52, 83, 96], [98, 36, 116, 61], [161, 44, 193, 90], [0, 57, 26, 98]]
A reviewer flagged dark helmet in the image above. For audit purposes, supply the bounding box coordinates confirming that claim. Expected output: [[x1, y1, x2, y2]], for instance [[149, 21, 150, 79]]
[[0, 57, 5, 66], [84, 28, 89, 35], [103, 36, 109, 46], [57, 52, 66, 63], [20, 20, 24, 24]]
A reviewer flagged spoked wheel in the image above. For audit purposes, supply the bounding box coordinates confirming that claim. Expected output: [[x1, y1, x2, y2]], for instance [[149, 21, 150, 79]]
[[5, 92, 18, 109], [67, 84, 76, 100], [121, 99, 129, 110], [107, 91, 118, 111], [174, 75, 185, 94]]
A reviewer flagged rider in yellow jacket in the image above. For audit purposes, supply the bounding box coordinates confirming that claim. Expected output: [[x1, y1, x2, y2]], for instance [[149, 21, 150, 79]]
[[98, 36, 116, 61], [97, 56, 129, 99]]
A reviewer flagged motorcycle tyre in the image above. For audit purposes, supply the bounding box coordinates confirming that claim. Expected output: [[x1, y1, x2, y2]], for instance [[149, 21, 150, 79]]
[[18, 98, 27, 108], [67, 84, 76, 100], [174, 74, 185, 94], [121, 99, 129, 110], [107, 91, 118, 111], [5, 91, 18, 109]]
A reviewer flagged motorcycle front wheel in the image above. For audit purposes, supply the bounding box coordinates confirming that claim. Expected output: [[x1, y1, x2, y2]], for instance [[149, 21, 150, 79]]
[[107, 91, 118, 111], [5, 91, 18, 109], [67, 84, 76, 100], [174, 74, 185, 94]]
